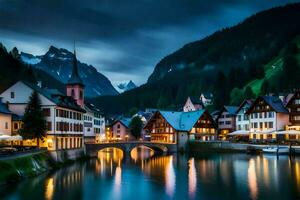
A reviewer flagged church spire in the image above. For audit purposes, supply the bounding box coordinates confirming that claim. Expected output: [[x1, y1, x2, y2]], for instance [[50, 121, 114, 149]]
[[67, 42, 84, 86]]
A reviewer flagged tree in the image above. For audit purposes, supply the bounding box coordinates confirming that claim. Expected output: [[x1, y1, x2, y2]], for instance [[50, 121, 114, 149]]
[[129, 116, 143, 139], [230, 87, 243, 105], [129, 107, 138, 117], [19, 91, 47, 147], [260, 79, 269, 95], [244, 86, 255, 99]]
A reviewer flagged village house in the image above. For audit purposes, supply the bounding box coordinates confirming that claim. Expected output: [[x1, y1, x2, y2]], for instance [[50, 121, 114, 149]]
[[0, 100, 12, 136], [0, 50, 106, 158], [144, 109, 217, 146], [0, 80, 85, 151], [200, 92, 213, 106], [183, 96, 205, 112], [246, 96, 289, 142], [111, 118, 133, 141], [227, 100, 252, 139], [83, 103, 105, 143], [216, 106, 238, 139], [284, 90, 300, 140]]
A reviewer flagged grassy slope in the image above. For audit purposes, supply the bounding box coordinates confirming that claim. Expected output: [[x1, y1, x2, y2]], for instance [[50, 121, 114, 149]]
[[245, 35, 300, 95]]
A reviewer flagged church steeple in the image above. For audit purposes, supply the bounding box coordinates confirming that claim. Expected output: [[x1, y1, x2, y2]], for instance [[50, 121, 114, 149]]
[[67, 49, 84, 86], [66, 44, 85, 107]]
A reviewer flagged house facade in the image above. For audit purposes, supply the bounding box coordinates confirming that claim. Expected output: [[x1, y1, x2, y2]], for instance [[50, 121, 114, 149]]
[[0, 100, 12, 136], [183, 96, 204, 112], [0, 51, 92, 152], [235, 100, 252, 131], [144, 110, 217, 145], [216, 106, 238, 139], [0, 81, 85, 150], [200, 92, 213, 106], [246, 96, 289, 141], [83, 103, 105, 143], [111, 118, 134, 141], [284, 90, 300, 140]]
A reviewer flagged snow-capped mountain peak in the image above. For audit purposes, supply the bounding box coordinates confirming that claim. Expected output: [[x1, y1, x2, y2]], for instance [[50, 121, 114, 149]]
[[117, 80, 137, 93], [20, 45, 119, 97]]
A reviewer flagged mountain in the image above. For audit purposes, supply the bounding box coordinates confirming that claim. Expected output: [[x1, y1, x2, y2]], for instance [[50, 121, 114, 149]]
[[0, 44, 66, 93], [148, 3, 300, 83], [21, 46, 119, 97], [117, 80, 137, 93], [90, 3, 300, 114]]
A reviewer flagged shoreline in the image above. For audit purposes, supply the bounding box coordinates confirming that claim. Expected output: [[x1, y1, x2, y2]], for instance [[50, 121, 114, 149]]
[[0, 150, 89, 185]]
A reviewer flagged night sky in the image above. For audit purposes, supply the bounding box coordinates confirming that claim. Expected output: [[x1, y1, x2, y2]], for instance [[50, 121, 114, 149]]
[[0, 0, 297, 86]]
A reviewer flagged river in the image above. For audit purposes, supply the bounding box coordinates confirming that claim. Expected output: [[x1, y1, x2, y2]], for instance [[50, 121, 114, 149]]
[[1, 147, 300, 200]]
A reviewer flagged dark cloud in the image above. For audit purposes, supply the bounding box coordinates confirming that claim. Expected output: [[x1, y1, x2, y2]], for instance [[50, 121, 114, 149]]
[[0, 0, 297, 86]]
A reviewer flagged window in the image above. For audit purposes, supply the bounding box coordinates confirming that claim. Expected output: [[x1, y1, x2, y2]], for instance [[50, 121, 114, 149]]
[[117, 124, 120, 129], [268, 112, 274, 118], [260, 122, 263, 129], [238, 115, 241, 121], [254, 123, 258, 128], [80, 90, 83, 99], [10, 92, 15, 99], [225, 121, 231, 125], [71, 89, 75, 97], [5, 122, 8, 129], [268, 122, 273, 128], [13, 122, 18, 130], [43, 108, 51, 117]]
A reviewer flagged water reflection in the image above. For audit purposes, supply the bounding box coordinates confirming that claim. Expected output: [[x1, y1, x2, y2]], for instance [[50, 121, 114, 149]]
[[45, 178, 54, 200], [188, 158, 197, 199], [2, 153, 300, 200], [248, 158, 258, 200]]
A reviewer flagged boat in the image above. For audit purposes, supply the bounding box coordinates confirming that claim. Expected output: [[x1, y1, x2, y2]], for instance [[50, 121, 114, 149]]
[[262, 146, 290, 154]]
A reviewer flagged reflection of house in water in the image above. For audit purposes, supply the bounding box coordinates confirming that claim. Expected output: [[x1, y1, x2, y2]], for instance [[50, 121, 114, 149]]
[[44, 163, 84, 200]]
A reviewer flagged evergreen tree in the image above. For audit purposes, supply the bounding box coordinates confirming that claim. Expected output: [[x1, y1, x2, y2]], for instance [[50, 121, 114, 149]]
[[244, 86, 255, 99], [281, 55, 300, 91], [19, 91, 47, 146], [260, 79, 269, 95], [129, 116, 143, 139], [214, 71, 228, 108]]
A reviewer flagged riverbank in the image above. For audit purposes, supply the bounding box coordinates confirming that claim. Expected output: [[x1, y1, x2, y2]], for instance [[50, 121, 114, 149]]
[[188, 141, 300, 154], [0, 150, 90, 185]]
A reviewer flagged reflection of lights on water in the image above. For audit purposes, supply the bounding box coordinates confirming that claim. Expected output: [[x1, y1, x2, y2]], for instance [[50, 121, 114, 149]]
[[295, 162, 300, 187], [113, 166, 122, 199], [248, 159, 258, 200], [165, 156, 175, 197], [262, 157, 269, 185], [45, 178, 54, 200], [130, 146, 154, 163], [96, 148, 124, 176], [188, 158, 197, 199]]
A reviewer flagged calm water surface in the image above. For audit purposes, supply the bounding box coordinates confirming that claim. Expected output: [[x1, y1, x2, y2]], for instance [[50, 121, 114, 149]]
[[1, 147, 300, 200]]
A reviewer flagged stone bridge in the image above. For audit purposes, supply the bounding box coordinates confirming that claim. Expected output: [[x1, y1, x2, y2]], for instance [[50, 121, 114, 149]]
[[85, 141, 177, 157]]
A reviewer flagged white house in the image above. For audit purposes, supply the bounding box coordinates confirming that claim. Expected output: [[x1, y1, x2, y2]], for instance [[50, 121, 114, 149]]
[[84, 102, 105, 143], [0, 99, 12, 136], [200, 92, 213, 106], [0, 80, 85, 151], [246, 96, 289, 142], [235, 100, 252, 131], [216, 106, 238, 139], [183, 96, 204, 112], [0, 51, 87, 152]]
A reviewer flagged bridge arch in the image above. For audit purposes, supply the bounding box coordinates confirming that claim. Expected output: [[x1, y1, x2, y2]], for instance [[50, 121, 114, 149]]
[[86, 142, 173, 157]]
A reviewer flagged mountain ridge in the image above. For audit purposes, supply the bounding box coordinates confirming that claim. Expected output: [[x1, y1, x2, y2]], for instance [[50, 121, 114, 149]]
[[21, 46, 119, 97]]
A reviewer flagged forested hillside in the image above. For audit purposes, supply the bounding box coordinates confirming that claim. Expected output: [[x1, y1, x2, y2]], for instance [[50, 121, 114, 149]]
[[91, 3, 300, 114]]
